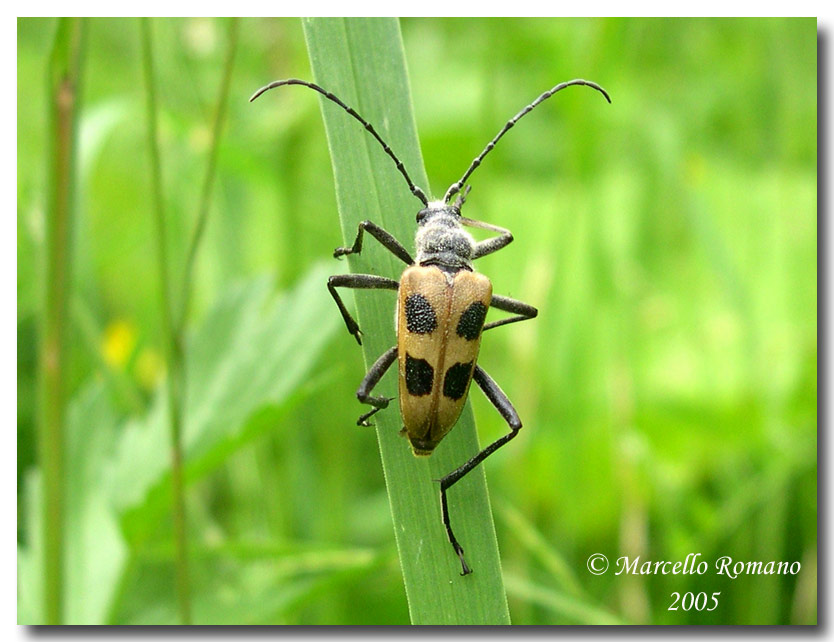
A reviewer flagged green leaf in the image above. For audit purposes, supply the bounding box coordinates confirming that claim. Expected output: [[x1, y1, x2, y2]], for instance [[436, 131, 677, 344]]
[[123, 543, 385, 625], [109, 263, 340, 543], [19, 263, 341, 623], [301, 17, 510, 624]]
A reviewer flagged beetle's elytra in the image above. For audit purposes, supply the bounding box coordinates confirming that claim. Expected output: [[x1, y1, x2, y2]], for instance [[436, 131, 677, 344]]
[[398, 264, 492, 455], [251, 77, 611, 575]]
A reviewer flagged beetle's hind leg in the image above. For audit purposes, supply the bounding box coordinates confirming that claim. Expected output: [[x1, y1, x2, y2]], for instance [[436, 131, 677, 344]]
[[440, 485, 473, 576], [483, 294, 538, 332], [327, 274, 399, 344], [438, 365, 522, 576], [334, 220, 414, 265], [355, 346, 398, 426]]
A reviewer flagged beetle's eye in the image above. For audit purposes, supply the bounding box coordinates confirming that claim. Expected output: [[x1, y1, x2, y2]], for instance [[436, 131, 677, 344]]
[[416, 210, 427, 223]]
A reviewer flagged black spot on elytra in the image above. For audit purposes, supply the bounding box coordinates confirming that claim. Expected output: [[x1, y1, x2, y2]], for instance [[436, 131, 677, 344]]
[[443, 361, 474, 400], [405, 354, 434, 396], [456, 301, 487, 340], [405, 294, 438, 334]]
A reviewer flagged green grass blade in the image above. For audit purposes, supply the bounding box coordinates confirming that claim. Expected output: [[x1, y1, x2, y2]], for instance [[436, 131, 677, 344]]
[[503, 574, 625, 625], [300, 17, 510, 624]]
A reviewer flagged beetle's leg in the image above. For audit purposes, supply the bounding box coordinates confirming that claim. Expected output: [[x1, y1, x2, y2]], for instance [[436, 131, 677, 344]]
[[327, 274, 399, 345], [334, 220, 414, 265], [461, 217, 514, 260], [438, 365, 522, 576], [483, 294, 538, 332], [440, 482, 472, 576], [355, 346, 398, 426]]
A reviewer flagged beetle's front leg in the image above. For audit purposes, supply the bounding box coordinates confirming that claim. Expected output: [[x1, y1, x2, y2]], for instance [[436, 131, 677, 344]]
[[334, 220, 414, 265], [327, 274, 399, 344], [355, 346, 398, 426], [461, 217, 514, 260]]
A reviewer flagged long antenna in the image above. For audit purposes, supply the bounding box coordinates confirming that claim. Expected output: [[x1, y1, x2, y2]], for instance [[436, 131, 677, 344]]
[[251, 79, 429, 206], [444, 79, 611, 203]]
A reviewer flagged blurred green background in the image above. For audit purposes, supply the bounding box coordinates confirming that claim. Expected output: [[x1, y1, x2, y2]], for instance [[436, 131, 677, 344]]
[[17, 17, 816, 624]]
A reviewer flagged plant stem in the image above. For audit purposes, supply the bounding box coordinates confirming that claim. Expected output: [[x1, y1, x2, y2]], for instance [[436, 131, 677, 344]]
[[139, 17, 239, 625], [39, 17, 84, 625], [139, 17, 191, 625], [178, 17, 239, 330]]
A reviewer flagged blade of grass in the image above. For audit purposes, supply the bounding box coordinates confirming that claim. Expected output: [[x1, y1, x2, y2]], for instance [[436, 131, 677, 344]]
[[494, 501, 585, 599], [503, 573, 625, 625], [301, 17, 510, 624], [39, 16, 84, 624], [139, 17, 191, 624]]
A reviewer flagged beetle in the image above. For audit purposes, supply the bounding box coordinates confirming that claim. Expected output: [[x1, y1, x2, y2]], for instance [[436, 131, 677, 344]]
[[251, 77, 610, 575]]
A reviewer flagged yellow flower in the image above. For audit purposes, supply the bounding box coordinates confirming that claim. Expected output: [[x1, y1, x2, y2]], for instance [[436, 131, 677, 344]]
[[102, 319, 137, 368]]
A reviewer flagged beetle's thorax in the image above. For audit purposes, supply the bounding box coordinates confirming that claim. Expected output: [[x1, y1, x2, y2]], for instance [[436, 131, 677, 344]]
[[414, 201, 475, 272]]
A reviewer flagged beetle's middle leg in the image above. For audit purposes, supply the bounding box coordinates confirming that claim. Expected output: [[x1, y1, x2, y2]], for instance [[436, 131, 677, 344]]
[[438, 365, 522, 576], [355, 346, 398, 426], [334, 220, 414, 265], [483, 294, 538, 332], [327, 274, 398, 345]]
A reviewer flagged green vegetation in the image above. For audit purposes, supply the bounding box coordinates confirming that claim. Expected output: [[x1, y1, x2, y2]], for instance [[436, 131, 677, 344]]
[[17, 17, 816, 624]]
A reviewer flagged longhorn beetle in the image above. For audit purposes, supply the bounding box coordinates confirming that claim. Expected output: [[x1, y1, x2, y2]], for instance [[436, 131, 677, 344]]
[[251, 77, 610, 575]]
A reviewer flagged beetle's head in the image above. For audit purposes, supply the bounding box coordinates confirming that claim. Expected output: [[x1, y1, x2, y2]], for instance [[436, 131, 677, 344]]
[[416, 201, 460, 227]]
